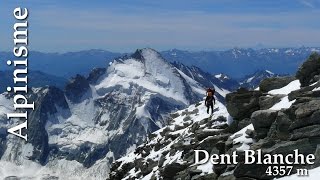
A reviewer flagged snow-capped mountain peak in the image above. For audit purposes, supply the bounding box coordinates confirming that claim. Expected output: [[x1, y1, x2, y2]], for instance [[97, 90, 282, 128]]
[[96, 48, 199, 105], [0, 48, 234, 179], [215, 73, 230, 81], [239, 70, 279, 89]]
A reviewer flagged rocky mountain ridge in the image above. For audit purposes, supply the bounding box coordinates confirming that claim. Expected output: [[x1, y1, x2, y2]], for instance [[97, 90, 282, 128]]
[[108, 52, 320, 180]]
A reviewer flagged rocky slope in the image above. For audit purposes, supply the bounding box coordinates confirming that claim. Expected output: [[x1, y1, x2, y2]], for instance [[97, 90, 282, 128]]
[[108, 53, 320, 179], [108, 98, 231, 180], [0, 48, 231, 179]]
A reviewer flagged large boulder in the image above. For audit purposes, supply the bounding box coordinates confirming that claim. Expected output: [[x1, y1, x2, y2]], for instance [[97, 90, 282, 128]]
[[251, 110, 278, 139], [251, 110, 278, 129], [290, 125, 320, 140], [288, 85, 320, 101], [234, 138, 317, 180], [138, 158, 158, 176], [263, 138, 318, 156], [108, 161, 135, 180], [259, 76, 296, 92], [197, 134, 230, 151], [296, 53, 320, 87], [294, 99, 320, 119], [290, 110, 320, 130], [161, 163, 188, 178], [226, 88, 262, 120], [196, 129, 224, 141], [259, 94, 285, 110], [233, 151, 271, 180], [267, 111, 292, 140]]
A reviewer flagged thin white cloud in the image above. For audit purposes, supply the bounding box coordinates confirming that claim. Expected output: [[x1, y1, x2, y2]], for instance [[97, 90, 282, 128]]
[[299, 0, 315, 8]]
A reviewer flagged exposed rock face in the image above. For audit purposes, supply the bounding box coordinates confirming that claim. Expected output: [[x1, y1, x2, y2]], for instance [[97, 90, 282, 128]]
[[171, 61, 238, 103], [161, 163, 189, 178], [288, 84, 320, 101], [251, 110, 278, 139], [294, 99, 320, 119], [229, 54, 320, 179], [259, 94, 285, 110], [131, 49, 145, 61], [65, 74, 90, 103], [259, 76, 296, 92], [87, 67, 106, 84], [28, 87, 70, 165], [0, 87, 71, 166], [225, 88, 262, 120], [267, 111, 292, 140], [296, 53, 320, 87], [234, 138, 317, 180]]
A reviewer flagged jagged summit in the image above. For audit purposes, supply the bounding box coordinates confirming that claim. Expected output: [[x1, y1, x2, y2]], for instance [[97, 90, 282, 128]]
[[100, 49, 193, 105], [130, 48, 167, 63], [239, 70, 279, 90], [131, 49, 145, 61]]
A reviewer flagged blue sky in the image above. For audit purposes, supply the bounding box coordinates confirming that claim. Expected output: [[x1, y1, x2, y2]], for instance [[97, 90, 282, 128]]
[[1, 0, 320, 52]]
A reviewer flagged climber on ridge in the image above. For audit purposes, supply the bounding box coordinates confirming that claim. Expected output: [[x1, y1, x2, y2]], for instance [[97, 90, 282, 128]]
[[205, 87, 216, 114]]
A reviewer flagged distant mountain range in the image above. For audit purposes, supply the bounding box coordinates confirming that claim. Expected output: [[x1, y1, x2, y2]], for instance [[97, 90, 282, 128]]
[[162, 47, 320, 78], [0, 50, 122, 78], [1, 47, 319, 79], [0, 70, 67, 92]]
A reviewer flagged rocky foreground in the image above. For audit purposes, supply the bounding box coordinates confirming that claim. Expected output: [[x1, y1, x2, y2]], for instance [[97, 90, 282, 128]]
[[108, 53, 320, 180]]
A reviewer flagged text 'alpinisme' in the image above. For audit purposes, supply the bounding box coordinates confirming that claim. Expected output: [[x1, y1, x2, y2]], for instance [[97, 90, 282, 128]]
[[6, 7, 33, 141]]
